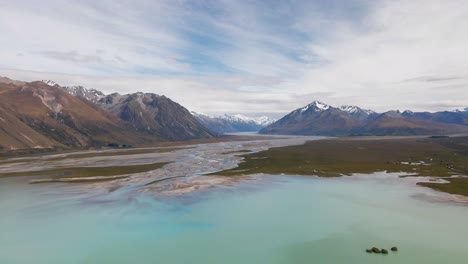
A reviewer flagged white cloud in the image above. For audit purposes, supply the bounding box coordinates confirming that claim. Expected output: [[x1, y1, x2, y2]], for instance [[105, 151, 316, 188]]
[[293, 0, 468, 111], [0, 68, 310, 115], [0, 0, 190, 75], [0, 0, 467, 115]]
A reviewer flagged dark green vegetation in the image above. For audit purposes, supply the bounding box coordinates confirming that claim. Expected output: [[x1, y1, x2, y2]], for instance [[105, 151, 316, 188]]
[[418, 178, 468, 197], [0, 162, 168, 182], [365, 246, 398, 255], [366, 247, 393, 254], [0, 147, 185, 165], [53, 147, 185, 160], [30, 175, 129, 184], [217, 136, 468, 196]]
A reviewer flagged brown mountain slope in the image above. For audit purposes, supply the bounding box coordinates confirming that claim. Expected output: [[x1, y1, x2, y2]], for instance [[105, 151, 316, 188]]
[[0, 80, 159, 151], [98, 93, 216, 141], [0, 105, 61, 150]]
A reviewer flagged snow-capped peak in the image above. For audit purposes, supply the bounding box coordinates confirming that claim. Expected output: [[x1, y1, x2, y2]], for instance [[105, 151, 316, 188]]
[[41, 80, 104, 100], [192, 112, 275, 126], [40, 80, 105, 103], [58, 85, 105, 103], [339, 105, 359, 113], [451, 107, 468, 113], [339, 105, 375, 115], [222, 114, 275, 126], [253, 116, 276, 126], [41, 80, 59, 86], [300, 101, 330, 113], [191, 111, 214, 119]]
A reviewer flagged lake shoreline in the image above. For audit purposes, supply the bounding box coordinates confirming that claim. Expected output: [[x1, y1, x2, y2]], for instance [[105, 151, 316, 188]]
[[1, 134, 467, 203], [216, 136, 468, 198]]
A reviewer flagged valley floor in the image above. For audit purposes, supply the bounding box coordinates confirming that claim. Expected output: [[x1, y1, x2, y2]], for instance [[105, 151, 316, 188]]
[[0, 134, 316, 197], [1, 134, 468, 200]]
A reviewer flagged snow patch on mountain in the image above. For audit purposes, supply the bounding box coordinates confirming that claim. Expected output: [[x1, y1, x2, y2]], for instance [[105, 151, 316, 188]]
[[41, 80, 58, 87], [64, 86, 105, 102], [300, 101, 330, 113], [339, 105, 375, 115], [221, 114, 275, 126], [452, 107, 468, 112], [293, 101, 376, 117], [191, 112, 276, 133], [191, 111, 215, 119], [192, 112, 275, 126], [42, 80, 105, 103], [254, 116, 277, 126]]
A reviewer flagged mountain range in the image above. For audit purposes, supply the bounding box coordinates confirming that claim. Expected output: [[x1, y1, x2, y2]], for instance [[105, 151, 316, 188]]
[[2, 75, 467, 152], [260, 101, 468, 136], [192, 112, 275, 133], [41, 80, 105, 103], [42, 80, 214, 140], [97, 93, 214, 141], [0, 77, 215, 152]]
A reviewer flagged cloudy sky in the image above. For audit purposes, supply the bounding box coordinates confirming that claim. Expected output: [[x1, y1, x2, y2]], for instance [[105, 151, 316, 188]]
[[1, 0, 468, 117]]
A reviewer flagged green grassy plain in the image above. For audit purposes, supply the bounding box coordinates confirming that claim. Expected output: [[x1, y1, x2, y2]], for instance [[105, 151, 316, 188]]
[[217, 136, 468, 196], [0, 147, 185, 165], [1, 162, 169, 183], [418, 178, 468, 197]]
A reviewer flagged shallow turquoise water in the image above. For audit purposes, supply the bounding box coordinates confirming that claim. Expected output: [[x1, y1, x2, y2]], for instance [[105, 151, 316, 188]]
[[1, 174, 468, 264]]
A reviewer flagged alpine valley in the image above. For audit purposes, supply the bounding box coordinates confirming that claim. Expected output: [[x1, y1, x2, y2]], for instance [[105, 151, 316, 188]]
[[192, 112, 275, 133], [2, 76, 468, 154]]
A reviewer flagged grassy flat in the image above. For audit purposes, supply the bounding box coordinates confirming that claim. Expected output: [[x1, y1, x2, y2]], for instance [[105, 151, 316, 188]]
[[217, 136, 468, 196], [47, 147, 186, 160], [0, 162, 169, 179], [418, 178, 468, 197], [29, 175, 130, 184], [0, 147, 186, 165]]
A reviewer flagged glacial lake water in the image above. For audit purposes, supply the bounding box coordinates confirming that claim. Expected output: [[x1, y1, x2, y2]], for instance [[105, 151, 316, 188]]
[[1, 172, 468, 264]]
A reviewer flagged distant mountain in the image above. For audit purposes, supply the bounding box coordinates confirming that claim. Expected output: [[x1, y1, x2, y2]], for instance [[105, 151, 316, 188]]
[[260, 101, 375, 136], [402, 109, 468, 126], [460, 108, 468, 117], [192, 112, 275, 133], [359, 111, 468, 136], [260, 101, 468, 136], [98, 93, 215, 141]]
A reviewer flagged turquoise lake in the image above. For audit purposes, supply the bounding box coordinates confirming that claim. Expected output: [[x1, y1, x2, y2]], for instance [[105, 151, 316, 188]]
[[1, 173, 467, 264]]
